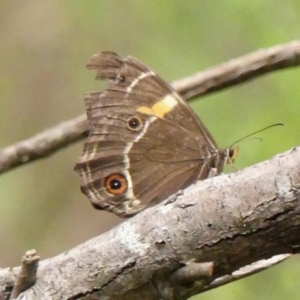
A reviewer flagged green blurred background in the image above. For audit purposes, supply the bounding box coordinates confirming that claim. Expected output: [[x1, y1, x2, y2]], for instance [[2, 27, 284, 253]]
[[0, 1, 299, 299]]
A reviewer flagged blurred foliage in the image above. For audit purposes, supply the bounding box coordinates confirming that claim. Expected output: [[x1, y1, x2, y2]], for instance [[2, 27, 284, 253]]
[[0, 1, 299, 299]]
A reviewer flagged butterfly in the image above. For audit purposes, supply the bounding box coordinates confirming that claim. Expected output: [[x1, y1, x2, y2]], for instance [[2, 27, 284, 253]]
[[75, 52, 236, 217]]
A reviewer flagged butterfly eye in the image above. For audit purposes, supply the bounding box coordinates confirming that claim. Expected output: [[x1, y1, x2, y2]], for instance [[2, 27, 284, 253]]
[[127, 116, 143, 131], [104, 174, 128, 195], [227, 146, 239, 164]]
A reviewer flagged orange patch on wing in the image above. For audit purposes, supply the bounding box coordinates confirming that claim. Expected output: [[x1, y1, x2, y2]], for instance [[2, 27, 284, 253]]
[[137, 94, 178, 118]]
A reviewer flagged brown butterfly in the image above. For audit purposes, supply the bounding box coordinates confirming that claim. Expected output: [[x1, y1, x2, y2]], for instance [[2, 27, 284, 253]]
[[75, 52, 236, 217]]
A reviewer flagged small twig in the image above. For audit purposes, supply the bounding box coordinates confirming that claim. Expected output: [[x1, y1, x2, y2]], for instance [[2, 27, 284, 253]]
[[173, 40, 300, 100], [0, 40, 300, 175], [207, 254, 290, 291], [171, 262, 214, 285], [9, 250, 40, 299], [0, 115, 88, 175]]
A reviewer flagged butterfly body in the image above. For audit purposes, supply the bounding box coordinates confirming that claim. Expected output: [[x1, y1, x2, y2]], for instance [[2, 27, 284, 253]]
[[75, 52, 233, 217]]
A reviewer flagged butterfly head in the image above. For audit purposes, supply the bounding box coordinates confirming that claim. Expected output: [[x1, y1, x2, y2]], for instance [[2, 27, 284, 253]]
[[206, 146, 239, 179]]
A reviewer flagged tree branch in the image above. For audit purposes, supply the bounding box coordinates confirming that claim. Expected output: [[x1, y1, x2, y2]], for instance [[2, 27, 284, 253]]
[[9, 250, 39, 300], [1, 146, 299, 299], [1, 40, 300, 175], [172, 40, 300, 100], [0, 115, 87, 175]]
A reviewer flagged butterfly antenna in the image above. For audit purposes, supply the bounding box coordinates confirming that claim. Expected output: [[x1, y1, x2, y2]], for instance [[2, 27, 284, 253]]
[[230, 123, 284, 148]]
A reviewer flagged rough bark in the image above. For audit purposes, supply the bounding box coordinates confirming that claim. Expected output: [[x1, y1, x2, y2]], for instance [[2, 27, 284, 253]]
[[0, 146, 299, 300]]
